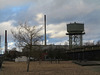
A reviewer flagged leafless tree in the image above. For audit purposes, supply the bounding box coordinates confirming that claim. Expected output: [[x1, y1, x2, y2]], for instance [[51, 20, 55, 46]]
[[84, 41, 94, 46], [96, 40, 100, 45], [11, 22, 42, 72]]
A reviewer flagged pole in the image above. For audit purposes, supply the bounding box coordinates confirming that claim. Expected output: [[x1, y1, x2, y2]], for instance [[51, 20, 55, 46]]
[[44, 15, 46, 45]]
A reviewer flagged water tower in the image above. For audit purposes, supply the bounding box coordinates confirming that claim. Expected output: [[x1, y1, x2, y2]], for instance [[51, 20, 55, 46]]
[[66, 22, 85, 49]]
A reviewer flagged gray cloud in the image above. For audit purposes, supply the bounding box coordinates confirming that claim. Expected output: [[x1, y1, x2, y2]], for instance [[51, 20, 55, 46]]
[[0, 0, 100, 45], [1, 0, 99, 24], [26, 0, 100, 24], [0, 0, 35, 9]]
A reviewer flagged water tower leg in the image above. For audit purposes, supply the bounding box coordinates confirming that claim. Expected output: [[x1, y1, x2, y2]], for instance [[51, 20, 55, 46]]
[[80, 35, 82, 46], [69, 35, 72, 49]]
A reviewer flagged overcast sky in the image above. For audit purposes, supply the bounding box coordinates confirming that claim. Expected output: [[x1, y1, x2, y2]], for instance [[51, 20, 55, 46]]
[[0, 0, 100, 51]]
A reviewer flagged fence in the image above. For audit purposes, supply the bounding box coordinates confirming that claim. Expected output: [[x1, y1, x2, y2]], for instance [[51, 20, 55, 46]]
[[0, 55, 4, 69], [67, 45, 100, 61]]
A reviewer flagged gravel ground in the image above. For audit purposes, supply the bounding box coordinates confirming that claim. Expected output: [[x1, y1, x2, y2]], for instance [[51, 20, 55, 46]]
[[0, 61, 100, 75]]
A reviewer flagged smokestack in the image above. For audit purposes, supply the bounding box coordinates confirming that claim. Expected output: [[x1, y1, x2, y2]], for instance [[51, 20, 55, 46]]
[[0, 35, 1, 49], [44, 15, 47, 45], [5, 30, 7, 53]]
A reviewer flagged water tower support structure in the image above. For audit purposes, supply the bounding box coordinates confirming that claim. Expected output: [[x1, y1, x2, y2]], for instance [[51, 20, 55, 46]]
[[68, 33, 84, 49], [66, 22, 85, 49]]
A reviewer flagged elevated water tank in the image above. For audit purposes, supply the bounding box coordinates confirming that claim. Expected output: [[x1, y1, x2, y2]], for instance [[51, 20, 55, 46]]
[[67, 22, 84, 33]]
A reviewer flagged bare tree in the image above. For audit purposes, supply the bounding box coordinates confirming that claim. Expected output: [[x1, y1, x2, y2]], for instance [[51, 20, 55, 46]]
[[96, 40, 100, 45], [11, 22, 42, 72], [84, 41, 94, 46]]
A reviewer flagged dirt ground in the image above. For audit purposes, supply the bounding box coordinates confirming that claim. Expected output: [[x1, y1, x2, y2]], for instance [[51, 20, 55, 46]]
[[0, 61, 100, 75]]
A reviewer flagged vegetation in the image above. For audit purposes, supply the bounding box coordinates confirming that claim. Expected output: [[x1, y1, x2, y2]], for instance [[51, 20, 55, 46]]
[[11, 22, 42, 72]]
